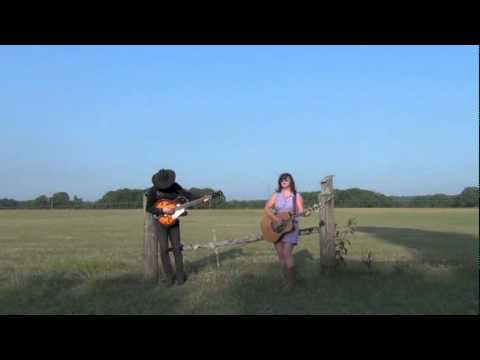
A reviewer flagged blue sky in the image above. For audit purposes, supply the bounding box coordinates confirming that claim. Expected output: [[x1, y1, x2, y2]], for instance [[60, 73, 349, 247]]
[[1, 45, 478, 201]]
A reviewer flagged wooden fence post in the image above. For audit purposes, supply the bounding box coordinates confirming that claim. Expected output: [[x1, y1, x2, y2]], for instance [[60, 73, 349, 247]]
[[144, 193, 159, 282], [319, 175, 336, 270]]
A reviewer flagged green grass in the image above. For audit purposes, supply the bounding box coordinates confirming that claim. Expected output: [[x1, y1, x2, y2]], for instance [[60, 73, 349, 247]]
[[0, 208, 478, 314]]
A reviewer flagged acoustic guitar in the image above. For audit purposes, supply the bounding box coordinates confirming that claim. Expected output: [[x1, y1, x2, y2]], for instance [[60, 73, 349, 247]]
[[154, 191, 223, 227], [260, 204, 318, 243]]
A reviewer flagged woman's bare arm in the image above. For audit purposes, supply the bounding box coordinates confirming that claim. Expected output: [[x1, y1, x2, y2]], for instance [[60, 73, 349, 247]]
[[296, 193, 305, 215]]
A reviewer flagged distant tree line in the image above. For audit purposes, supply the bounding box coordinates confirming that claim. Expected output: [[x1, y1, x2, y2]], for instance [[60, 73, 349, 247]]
[[1, 186, 478, 209]]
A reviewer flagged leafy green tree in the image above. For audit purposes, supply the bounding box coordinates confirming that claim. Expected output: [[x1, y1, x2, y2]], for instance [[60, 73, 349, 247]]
[[51, 192, 70, 208], [454, 187, 479, 207], [0, 198, 18, 208], [335, 188, 395, 207], [72, 195, 84, 209], [409, 194, 456, 207], [97, 188, 145, 208], [33, 195, 50, 208]]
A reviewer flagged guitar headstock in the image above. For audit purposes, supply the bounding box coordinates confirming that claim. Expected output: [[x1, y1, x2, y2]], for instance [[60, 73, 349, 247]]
[[206, 190, 224, 200], [303, 203, 320, 217], [214, 190, 224, 199], [201, 190, 225, 203]]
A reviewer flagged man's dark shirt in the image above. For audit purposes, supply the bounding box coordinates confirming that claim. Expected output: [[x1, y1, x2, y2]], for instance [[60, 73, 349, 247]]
[[145, 183, 194, 216]]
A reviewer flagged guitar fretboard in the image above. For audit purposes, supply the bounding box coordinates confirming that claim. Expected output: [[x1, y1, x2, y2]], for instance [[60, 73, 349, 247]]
[[177, 196, 209, 210]]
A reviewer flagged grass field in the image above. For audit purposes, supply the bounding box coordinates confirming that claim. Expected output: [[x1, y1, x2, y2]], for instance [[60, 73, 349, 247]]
[[0, 208, 478, 315]]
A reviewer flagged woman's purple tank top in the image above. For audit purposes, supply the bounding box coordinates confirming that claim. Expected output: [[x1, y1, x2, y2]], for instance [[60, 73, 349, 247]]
[[275, 191, 296, 213], [274, 192, 299, 245]]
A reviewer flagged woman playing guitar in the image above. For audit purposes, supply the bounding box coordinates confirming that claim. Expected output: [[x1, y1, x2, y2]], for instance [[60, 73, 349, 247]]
[[264, 172, 305, 290]]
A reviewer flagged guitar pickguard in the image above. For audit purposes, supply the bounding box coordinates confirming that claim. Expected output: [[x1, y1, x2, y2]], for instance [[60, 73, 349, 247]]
[[171, 208, 186, 220]]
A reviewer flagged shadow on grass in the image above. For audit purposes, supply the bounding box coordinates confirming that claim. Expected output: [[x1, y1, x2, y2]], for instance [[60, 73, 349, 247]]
[[1, 227, 478, 315], [356, 226, 478, 267], [0, 248, 248, 315], [185, 227, 478, 314], [0, 271, 185, 315], [200, 255, 479, 315], [185, 247, 246, 274]]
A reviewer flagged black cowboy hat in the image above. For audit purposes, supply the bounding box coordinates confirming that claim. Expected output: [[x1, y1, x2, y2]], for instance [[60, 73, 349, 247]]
[[152, 169, 176, 189]]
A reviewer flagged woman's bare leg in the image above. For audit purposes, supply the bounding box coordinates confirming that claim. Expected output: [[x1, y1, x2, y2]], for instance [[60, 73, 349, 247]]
[[282, 243, 295, 269], [274, 241, 286, 265], [283, 243, 296, 289]]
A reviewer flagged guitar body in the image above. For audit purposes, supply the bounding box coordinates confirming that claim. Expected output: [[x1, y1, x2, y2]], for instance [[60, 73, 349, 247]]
[[260, 212, 296, 243], [154, 199, 182, 227]]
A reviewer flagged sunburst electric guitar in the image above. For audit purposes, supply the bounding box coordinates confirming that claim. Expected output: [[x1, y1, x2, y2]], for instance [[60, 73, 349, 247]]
[[154, 191, 223, 227], [260, 204, 319, 243]]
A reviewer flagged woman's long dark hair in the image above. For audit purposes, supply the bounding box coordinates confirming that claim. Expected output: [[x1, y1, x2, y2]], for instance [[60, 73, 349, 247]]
[[276, 172, 297, 194]]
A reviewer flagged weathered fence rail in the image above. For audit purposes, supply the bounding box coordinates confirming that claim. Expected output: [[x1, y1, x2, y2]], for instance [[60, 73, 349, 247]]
[[165, 226, 321, 253]]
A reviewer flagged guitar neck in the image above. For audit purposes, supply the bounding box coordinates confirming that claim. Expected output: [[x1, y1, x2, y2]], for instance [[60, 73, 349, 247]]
[[177, 196, 209, 210], [293, 205, 318, 218]]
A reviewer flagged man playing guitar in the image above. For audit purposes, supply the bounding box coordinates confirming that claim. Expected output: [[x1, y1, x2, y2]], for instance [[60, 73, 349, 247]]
[[145, 169, 207, 286]]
